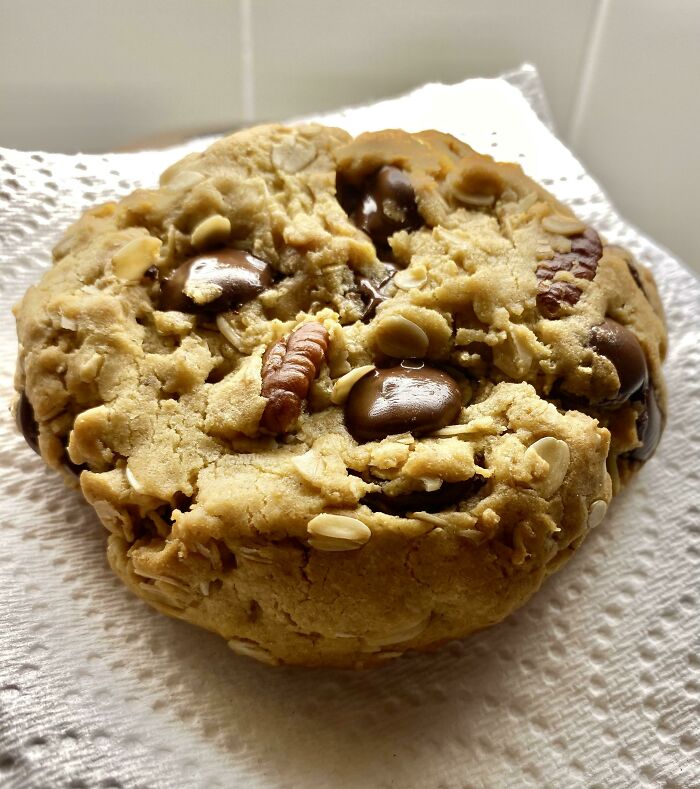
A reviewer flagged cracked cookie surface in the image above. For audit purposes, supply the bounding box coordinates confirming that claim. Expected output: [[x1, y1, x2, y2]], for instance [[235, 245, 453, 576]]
[[13, 124, 667, 668]]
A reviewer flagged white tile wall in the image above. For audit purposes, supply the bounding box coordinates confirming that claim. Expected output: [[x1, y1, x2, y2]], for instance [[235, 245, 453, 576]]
[[249, 0, 599, 135], [0, 0, 698, 271], [569, 0, 700, 270], [0, 0, 242, 153]]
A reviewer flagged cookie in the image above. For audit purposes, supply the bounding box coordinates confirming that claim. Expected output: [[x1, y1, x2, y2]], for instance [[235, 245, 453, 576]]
[[13, 124, 667, 668]]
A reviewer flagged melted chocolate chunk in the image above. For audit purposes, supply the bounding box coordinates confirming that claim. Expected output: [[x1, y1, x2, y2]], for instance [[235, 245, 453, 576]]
[[15, 391, 39, 454], [357, 262, 398, 322], [536, 227, 603, 317], [339, 166, 421, 247], [590, 318, 648, 403], [161, 249, 272, 313], [628, 385, 664, 462], [344, 361, 462, 443], [362, 476, 485, 515]]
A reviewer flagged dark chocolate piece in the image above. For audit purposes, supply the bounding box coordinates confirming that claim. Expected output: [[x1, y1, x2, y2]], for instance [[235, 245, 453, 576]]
[[339, 165, 421, 247], [590, 318, 648, 403], [628, 385, 664, 462], [15, 391, 40, 454], [161, 249, 272, 313], [362, 476, 485, 515], [357, 262, 398, 322], [344, 361, 461, 443]]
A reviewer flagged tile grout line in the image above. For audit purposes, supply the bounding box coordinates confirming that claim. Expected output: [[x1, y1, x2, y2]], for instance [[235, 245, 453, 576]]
[[239, 0, 255, 122], [568, 0, 610, 147]]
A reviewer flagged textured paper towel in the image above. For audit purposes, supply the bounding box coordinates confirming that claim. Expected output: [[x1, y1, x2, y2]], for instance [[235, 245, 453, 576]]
[[0, 66, 698, 789]]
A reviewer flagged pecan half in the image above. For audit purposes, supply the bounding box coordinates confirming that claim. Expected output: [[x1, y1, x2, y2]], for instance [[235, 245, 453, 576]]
[[260, 322, 330, 433], [536, 227, 602, 318]]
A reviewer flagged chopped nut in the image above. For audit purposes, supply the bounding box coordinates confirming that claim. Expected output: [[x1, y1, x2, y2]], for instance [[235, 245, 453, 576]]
[[455, 193, 496, 208], [137, 583, 189, 611], [364, 616, 429, 647], [536, 227, 602, 317], [215, 314, 242, 351], [112, 236, 162, 281], [330, 365, 375, 405], [525, 436, 571, 497], [166, 170, 206, 191], [457, 528, 486, 543], [307, 513, 371, 551], [374, 315, 429, 359], [542, 214, 587, 236], [536, 243, 554, 260], [238, 546, 275, 564], [228, 638, 279, 665], [261, 322, 330, 433], [588, 499, 608, 528], [125, 466, 144, 493], [411, 512, 449, 528], [431, 423, 473, 437], [517, 192, 539, 212], [190, 214, 231, 248], [78, 352, 103, 382], [393, 265, 427, 290], [271, 138, 317, 173]]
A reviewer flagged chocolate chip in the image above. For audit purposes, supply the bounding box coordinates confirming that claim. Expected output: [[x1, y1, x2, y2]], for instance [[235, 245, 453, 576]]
[[142, 265, 159, 281], [340, 166, 421, 247], [362, 476, 485, 515], [15, 391, 39, 454], [590, 318, 648, 402], [344, 361, 462, 443], [626, 261, 650, 301], [357, 262, 398, 322], [537, 228, 602, 317], [628, 385, 664, 462], [160, 249, 272, 313]]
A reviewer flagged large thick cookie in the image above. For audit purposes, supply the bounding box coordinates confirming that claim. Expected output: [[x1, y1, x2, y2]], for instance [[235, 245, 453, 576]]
[[13, 125, 667, 668]]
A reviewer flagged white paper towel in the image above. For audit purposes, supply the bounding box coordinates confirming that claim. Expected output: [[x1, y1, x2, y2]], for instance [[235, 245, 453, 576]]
[[1, 66, 698, 789]]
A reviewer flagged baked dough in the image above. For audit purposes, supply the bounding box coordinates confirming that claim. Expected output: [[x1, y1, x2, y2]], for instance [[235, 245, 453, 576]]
[[13, 124, 667, 668]]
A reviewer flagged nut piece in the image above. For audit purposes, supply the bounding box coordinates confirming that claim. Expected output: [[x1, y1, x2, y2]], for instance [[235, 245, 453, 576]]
[[112, 236, 162, 280], [364, 616, 430, 647], [261, 322, 330, 432], [125, 466, 144, 493], [455, 193, 496, 208], [307, 513, 371, 551], [588, 499, 608, 528], [536, 227, 603, 317], [393, 265, 427, 290], [524, 436, 571, 498], [431, 423, 473, 437], [271, 138, 317, 173], [375, 315, 429, 358], [228, 638, 279, 665], [542, 214, 587, 236], [330, 365, 375, 405], [191, 214, 231, 248], [165, 170, 206, 191]]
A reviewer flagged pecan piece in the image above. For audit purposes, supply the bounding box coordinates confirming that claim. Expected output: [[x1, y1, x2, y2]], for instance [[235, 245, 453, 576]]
[[536, 227, 602, 317], [260, 322, 330, 433]]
